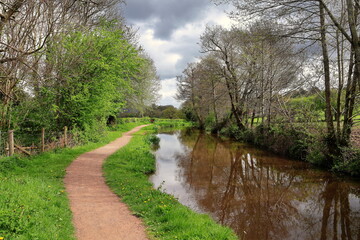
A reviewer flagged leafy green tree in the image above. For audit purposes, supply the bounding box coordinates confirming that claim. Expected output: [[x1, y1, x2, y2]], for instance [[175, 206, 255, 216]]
[[161, 106, 180, 119], [14, 21, 154, 139], [36, 21, 144, 134]]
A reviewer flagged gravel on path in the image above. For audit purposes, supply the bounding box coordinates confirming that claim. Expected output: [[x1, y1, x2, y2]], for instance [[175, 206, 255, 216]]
[[65, 125, 149, 240]]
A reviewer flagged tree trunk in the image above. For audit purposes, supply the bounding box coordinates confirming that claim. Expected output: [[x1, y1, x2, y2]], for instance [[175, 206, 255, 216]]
[[211, 78, 219, 125], [319, 2, 336, 146], [341, 0, 360, 145], [223, 67, 245, 130], [335, 29, 344, 142]]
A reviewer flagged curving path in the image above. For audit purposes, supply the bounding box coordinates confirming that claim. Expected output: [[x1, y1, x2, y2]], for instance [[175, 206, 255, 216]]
[[64, 125, 149, 240]]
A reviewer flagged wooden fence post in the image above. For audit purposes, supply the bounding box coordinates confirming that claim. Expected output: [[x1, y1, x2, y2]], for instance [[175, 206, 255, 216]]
[[6, 142, 9, 156], [41, 128, 45, 152], [64, 126, 68, 147], [8, 130, 14, 156]]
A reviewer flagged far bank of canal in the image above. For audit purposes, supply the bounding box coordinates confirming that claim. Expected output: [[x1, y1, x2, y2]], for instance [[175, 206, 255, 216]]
[[150, 129, 360, 240]]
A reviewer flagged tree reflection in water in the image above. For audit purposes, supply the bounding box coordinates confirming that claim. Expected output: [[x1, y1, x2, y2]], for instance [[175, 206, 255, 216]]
[[151, 130, 360, 240]]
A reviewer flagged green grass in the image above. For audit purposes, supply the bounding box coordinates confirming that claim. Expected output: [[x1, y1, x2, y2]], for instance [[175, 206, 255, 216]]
[[0, 119, 235, 239], [151, 119, 193, 132], [0, 122, 145, 240], [103, 127, 238, 240]]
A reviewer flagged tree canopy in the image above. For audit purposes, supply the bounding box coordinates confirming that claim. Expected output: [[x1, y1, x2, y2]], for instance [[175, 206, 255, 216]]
[[0, 0, 160, 138]]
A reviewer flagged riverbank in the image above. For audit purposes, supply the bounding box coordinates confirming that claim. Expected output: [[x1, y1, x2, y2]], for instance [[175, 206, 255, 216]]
[[150, 128, 360, 239], [103, 126, 238, 240], [0, 121, 145, 239], [218, 122, 360, 177]]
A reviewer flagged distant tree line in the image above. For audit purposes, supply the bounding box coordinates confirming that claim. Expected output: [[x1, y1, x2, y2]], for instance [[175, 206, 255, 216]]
[[119, 104, 183, 119], [0, 0, 160, 139]]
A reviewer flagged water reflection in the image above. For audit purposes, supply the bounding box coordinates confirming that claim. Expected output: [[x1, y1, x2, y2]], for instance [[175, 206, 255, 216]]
[[150, 130, 360, 240]]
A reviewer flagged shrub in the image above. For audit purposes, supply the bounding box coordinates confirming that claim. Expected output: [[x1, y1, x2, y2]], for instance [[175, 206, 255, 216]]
[[219, 124, 242, 140], [204, 114, 217, 132], [306, 143, 328, 167], [145, 134, 160, 145], [332, 147, 360, 176], [251, 123, 314, 161]]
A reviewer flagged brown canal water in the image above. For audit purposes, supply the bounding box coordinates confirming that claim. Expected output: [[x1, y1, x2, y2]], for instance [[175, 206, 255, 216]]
[[149, 129, 360, 240]]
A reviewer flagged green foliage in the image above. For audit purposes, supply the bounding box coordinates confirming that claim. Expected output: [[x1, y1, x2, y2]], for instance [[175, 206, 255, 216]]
[[139, 105, 183, 119], [333, 148, 360, 176], [219, 123, 315, 162], [306, 144, 327, 167], [153, 119, 193, 128], [255, 124, 314, 160], [103, 132, 238, 240], [47, 22, 140, 131], [180, 106, 197, 122], [288, 95, 322, 122], [217, 121, 360, 176], [219, 124, 242, 140], [9, 20, 158, 144], [69, 124, 107, 144], [204, 114, 217, 132], [108, 118, 151, 131], [145, 134, 160, 145], [161, 107, 179, 119]]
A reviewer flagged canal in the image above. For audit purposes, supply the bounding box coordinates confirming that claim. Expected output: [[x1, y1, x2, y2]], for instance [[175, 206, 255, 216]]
[[150, 129, 360, 240]]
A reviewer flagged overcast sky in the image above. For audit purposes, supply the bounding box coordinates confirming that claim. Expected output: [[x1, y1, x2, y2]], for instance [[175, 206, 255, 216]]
[[122, 0, 234, 107]]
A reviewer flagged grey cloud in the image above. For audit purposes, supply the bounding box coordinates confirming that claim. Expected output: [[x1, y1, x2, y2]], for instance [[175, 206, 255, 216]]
[[123, 0, 230, 106], [123, 1, 153, 20], [172, 36, 202, 74], [158, 36, 201, 79], [159, 95, 180, 108], [160, 69, 178, 80], [124, 0, 211, 39]]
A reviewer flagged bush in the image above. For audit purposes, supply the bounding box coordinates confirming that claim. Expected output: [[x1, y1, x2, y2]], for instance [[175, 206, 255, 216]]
[[306, 143, 328, 167], [219, 124, 242, 140], [250, 123, 314, 161], [204, 114, 217, 132], [332, 148, 360, 176], [145, 134, 160, 145]]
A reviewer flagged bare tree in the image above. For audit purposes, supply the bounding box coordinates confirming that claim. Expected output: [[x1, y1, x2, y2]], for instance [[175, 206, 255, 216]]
[[213, 0, 360, 148], [200, 26, 251, 130]]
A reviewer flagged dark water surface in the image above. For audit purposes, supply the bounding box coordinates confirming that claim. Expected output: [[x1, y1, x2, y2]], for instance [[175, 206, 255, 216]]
[[149, 129, 360, 240]]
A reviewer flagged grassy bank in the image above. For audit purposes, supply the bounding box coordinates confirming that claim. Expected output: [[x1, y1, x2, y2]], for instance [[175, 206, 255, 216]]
[[0, 121, 145, 240], [103, 127, 238, 240]]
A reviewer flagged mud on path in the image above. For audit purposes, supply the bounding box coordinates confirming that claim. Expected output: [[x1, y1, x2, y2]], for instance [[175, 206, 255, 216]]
[[64, 125, 149, 240]]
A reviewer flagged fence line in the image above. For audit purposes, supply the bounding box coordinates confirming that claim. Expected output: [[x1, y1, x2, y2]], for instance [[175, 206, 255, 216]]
[[1, 118, 185, 158], [1, 126, 70, 158]]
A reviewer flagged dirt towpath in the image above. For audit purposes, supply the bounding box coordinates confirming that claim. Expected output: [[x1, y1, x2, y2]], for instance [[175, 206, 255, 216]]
[[64, 125, 149, 240]]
